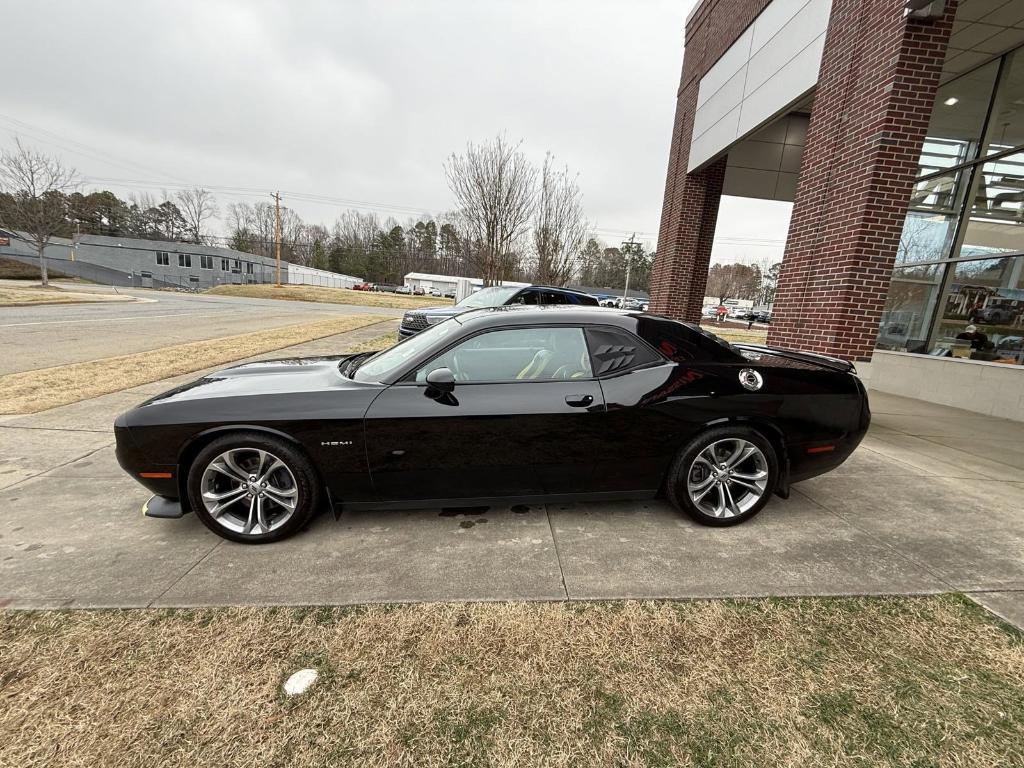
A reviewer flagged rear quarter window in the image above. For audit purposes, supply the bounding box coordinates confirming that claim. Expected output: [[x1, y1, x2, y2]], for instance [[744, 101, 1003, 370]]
[[585, 327, 664, 375]]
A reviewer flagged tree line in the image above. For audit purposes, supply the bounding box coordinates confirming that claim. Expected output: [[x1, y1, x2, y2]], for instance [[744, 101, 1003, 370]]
[[0, 136, 654, 291]]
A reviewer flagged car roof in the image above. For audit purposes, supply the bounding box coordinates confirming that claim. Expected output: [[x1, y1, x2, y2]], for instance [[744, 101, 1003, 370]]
[[520, 284, 595, 296], [453, 304, 647, 329]]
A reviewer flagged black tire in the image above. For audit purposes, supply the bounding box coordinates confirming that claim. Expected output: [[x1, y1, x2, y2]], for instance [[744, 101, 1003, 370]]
[[187, 432, 321, 544], [665, 425, 778, 527]]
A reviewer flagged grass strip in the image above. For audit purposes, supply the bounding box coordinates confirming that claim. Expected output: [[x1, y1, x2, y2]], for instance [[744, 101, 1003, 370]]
[[0, 286, 130, 306], [1, 595, 1020, 768], [705, 325, 770, 344], [207, 283, 454, 310], [0, 315, 390, 414]]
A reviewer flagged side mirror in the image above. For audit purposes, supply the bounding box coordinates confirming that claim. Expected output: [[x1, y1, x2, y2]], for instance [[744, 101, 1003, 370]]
[[425, 367, 456, 396]]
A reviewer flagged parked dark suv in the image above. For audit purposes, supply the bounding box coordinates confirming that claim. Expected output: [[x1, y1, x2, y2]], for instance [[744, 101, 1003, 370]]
[[399, 285, 599, 338]]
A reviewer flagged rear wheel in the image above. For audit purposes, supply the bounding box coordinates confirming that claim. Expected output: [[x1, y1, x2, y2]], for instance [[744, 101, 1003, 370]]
[[187, 433, 320, 544], [666, 426, 778, 526]]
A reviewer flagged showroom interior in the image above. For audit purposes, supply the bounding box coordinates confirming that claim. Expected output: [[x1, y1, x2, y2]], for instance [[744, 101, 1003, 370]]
[[879, 43, 1024, 366]]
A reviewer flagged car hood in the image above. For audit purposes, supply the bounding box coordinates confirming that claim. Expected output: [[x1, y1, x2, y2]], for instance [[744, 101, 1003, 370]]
[[138, 355, 376, 407]]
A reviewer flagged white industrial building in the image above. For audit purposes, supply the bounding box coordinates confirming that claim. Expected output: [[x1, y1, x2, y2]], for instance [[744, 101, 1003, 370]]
[[403, 272, 530, 294]]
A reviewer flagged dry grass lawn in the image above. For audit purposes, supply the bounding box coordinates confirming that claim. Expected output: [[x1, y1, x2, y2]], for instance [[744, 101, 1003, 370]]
[[0, 286, 129, 306], [1, 596, 1021, 768], [0, 315, 390, 414], [703, 324, 770, 345], [208, 283, 453, 310]]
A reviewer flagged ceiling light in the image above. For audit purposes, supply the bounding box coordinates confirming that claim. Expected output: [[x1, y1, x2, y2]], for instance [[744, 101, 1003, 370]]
[[944, 97, 959, 106]]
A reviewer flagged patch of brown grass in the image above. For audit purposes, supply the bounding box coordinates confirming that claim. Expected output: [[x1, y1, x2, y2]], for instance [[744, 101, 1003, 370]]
[[207, 283, 453, 310], [0, 315, 390, 414], [341, 331, 399, 356], [1, 596, 1021, 768], [0, 286, 128, 306], [704, 324, 769, 345]]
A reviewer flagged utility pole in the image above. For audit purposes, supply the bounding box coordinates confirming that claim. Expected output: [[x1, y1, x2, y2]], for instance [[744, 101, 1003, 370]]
[[272, 191, 282, 287], [621, 233, 637, 307]]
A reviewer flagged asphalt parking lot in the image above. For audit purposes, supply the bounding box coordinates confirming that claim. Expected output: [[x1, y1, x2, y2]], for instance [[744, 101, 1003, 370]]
[[2, 320, 1022, 625], [0, 282, 403, 374]]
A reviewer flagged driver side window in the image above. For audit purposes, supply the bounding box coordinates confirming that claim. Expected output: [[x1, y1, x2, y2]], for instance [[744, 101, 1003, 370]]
[[415, 327, 593, 383]]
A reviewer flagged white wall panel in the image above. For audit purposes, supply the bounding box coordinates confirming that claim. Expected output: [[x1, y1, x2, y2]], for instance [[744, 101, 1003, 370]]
[[688, 0, 832, 172]]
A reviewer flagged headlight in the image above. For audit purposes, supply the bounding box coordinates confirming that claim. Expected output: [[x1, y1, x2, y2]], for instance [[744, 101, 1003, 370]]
[[425, 315, 446, 325]]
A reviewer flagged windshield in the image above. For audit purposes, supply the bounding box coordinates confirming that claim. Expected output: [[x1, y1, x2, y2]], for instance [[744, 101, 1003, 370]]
[[456, 286, 520, 309], [352, 318, 461, 382]]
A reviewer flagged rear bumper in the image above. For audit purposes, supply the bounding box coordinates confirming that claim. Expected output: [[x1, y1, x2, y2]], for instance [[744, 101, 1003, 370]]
[[789, 380, 870, 483]]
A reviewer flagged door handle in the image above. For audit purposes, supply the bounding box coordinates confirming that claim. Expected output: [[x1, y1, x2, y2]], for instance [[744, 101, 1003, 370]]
[[565, 394, 593, 407]]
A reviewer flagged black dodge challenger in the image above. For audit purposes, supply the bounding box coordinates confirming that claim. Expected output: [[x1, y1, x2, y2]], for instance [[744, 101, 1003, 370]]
[[115, 306, 870, 543]]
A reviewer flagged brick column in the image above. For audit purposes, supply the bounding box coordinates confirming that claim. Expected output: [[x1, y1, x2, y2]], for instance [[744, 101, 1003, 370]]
[[649, 0, 774, 323], [649, 140, 726, 322], [767, 0, 957, 361]]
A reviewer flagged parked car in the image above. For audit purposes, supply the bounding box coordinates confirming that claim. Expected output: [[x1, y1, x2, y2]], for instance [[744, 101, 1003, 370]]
[[599, 297, 619, 308], [443, 289, 456, 299], [351, 283, 374, 291], [115, 306, 869, 543], [973, 303, 1020, 325], [399, 284, 599, 338], [429, 288, 441, 297], [375, 284, 400, 293], [395, 285, 413, 295]]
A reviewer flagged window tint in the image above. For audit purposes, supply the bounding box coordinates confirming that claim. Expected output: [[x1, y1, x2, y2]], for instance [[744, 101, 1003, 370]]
[[416, 327, 592, 383], [509, 289, 541, 305], [585, 327, 664, 375], [542, 291, 568, 305]]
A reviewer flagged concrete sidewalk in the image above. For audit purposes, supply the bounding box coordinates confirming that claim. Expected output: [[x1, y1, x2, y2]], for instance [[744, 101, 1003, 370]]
[[1, 334, 1022, 625]]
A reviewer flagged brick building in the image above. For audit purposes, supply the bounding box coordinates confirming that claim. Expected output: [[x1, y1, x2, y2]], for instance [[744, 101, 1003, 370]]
[[651, 0, 1024, 419]]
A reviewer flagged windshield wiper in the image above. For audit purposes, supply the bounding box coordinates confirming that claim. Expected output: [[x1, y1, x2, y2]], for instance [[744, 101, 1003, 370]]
[[338, 351, 374, 379]]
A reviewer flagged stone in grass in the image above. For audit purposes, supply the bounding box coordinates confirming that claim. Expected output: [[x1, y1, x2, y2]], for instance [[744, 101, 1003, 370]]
[[283, 668, 319, 696]]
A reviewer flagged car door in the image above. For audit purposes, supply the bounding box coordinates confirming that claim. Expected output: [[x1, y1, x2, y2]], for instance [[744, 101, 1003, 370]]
[[584, 325, 689, 493], [363, 326, 606, 502]]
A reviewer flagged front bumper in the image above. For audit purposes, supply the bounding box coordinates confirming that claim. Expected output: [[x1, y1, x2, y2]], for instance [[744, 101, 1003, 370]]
[[143, 495, 186, 519]]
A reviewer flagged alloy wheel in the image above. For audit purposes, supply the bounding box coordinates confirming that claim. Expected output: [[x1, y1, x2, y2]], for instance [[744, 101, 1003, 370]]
[[686, 438, 769, 519], [200, 447, 299, 536]]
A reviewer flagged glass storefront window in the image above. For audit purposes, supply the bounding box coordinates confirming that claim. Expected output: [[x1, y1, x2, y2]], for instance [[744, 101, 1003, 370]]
[[878, 43, 1024, 367], [932, 256, 1024, 364], [917, 59, 999, 173], [895, 211, 958, 265], [985, 49, 1024, 156], [957, 151, 1024, 259], [908, 168, 969, 213], [877, 263, 944, 351]]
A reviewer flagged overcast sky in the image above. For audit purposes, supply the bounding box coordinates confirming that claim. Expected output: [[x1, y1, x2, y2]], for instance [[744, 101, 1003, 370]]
[[0, 0, 790, 263]]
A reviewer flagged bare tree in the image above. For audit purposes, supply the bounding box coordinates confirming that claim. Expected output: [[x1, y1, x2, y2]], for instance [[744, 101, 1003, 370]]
[[444, 135, 536, 285], [532, 153, 587, 286], [705, 262, 761, 304], [0, 140, 78, 285], [176, 186, 218, 244]]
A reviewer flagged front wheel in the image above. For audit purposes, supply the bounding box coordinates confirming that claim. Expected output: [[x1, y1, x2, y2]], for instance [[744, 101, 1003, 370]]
[[666, 426, 778, 526], [187, 433, 320, 544]]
